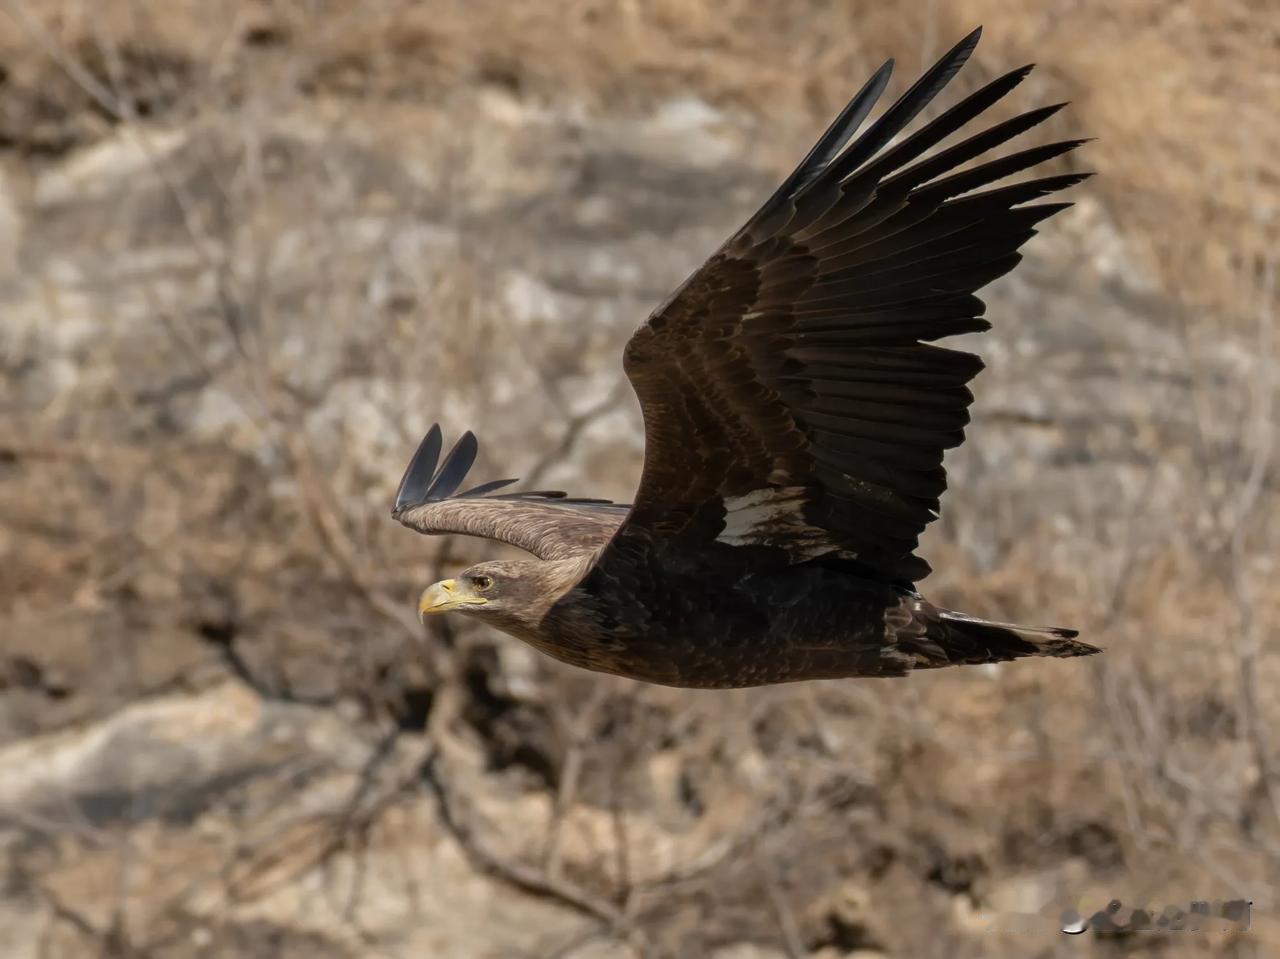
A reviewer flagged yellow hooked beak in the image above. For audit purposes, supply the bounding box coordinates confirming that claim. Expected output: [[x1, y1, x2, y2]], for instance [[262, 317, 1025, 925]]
[[418, 579, 488, 621]]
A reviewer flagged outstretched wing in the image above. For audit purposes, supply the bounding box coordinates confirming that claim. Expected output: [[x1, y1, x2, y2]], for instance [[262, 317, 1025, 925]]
[[616, 27, 1089, 582], [392, 425, 629, 561]]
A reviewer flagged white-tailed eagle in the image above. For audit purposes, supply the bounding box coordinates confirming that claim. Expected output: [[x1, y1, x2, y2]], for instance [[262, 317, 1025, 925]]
[[391, 28, 1099, 688]]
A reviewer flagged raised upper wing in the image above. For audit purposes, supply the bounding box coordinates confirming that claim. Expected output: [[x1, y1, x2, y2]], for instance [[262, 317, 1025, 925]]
[[616, 27, 1089, 582], [392, 425, 629, 562]]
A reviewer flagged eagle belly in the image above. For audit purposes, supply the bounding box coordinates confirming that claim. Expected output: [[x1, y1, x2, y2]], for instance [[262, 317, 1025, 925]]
[[537, 558, 916, 688], [533, 553, 1095, 689]]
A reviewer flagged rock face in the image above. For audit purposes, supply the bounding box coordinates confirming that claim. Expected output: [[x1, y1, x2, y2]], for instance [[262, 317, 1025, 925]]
[[1, 8, 1277, 959]]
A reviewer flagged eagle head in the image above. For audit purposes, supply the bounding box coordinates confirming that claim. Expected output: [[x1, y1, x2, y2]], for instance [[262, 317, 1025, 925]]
[[418, 559, 578, 633]]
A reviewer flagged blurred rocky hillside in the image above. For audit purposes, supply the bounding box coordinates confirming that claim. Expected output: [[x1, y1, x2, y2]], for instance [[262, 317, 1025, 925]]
[[0, 2, 1277, 957]]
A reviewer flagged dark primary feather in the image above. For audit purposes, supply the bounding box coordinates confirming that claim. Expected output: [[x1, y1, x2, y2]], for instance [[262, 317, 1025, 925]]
[[751, 57, 895, 237], [392, 422, 442, 511], [459, 477, 520, 498], [612, 29, 1090, 582], [428, 430, 479, 500], [812, 32, 980, 189]]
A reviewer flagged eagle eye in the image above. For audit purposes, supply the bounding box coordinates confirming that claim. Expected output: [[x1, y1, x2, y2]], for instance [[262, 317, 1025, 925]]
[[472, 575, 493, 592]]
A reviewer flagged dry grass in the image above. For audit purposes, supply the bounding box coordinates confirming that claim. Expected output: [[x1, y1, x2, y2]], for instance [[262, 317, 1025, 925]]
[[4, 0, 1275, 317]]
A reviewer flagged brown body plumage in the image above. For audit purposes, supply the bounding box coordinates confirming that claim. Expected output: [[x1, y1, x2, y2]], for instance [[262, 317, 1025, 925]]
[[391, 28, 1101, 688]]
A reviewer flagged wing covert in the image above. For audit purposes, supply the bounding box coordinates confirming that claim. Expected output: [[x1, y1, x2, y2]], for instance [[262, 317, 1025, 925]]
[[392, 425, 629, 562]]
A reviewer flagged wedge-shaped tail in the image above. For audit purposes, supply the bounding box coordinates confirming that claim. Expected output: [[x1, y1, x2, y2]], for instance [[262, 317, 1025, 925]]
[[908, 604, 1100, 669]]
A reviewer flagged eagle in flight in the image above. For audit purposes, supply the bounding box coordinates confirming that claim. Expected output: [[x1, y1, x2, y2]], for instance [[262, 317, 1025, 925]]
[[391, 28, 1099, 688]]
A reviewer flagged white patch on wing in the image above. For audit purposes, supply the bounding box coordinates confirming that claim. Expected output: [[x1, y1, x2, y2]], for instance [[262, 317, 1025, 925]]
[[881, 646, 917, 666], [719, 487, 803, 541], [718, 486, 839, 558]]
